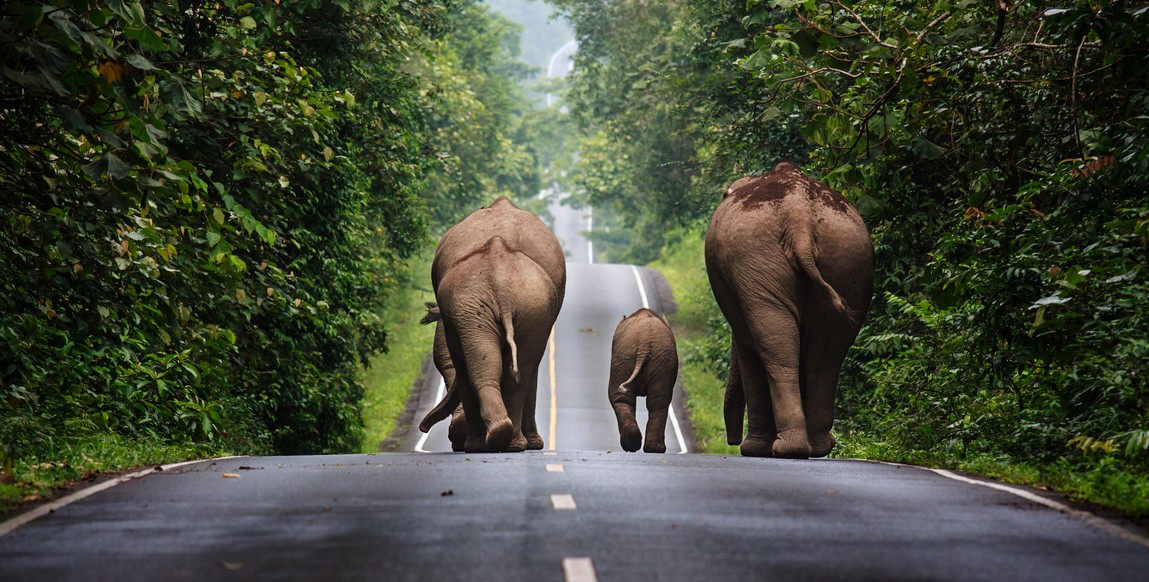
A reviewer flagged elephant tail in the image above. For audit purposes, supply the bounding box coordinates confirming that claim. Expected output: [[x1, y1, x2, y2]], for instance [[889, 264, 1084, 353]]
[[619, 350, 647, 394], [419, 377, 460, 433], [501, 309, 521, 383], [787, 228, 853, 319]]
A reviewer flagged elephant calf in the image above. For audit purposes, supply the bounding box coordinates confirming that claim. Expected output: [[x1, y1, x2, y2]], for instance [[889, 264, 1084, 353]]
[[608, 308, 679, 453]]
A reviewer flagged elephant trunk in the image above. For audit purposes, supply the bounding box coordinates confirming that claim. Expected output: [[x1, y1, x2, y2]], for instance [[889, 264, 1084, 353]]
[[419, 380, 460, 433]]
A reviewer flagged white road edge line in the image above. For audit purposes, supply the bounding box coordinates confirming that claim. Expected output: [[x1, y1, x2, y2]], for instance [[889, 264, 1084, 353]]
[[0, 456, 243, 538], [563, 557, 598, 582], [415, 377, 446, 453], [872, 460, 1149, 549], [630, 264, 689, 455]]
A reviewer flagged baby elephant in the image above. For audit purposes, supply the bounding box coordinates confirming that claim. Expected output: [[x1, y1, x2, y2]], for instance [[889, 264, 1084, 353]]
[[608, 308, 679, 453]]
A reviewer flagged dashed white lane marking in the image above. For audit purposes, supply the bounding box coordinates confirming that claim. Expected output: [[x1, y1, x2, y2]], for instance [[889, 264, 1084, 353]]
[[414, 377, 446, 453], [551, 494, 577, 510], [630, 264, 690, 455], [0, 456, 243, 538], [544, 452, 558, 456], [927, 467, 1149, 549], [563, 557, 598, 582], [546, 464, 565, 473]]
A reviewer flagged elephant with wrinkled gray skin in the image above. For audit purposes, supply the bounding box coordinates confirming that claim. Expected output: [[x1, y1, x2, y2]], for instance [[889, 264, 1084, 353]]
[[419, 197, 565, 452], [705, 161, 874, 459], [419, 303, 466, 452], [608, 308, 679, 453], [418, 236, 560, 452]]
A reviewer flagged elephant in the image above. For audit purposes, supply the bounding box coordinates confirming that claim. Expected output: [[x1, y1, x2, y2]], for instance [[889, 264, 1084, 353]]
[[608, 308, 679, 453], [419, 303, 466, 452], [418, 197, 565, 452], [704, 161, 874, 459]]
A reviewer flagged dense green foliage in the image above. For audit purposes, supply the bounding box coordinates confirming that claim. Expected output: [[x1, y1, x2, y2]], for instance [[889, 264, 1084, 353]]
[[554, 0, 1149, 510], [1, 0, 545, 479]]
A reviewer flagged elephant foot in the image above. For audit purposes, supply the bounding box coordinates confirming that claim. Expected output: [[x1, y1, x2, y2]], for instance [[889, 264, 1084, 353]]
[[809, 433, 836, 458], [643, 440, 666, 454], [772, 430, 812, 459], [524, 433, 545, 450], [485, 418, 514, 452], [448, 417, 467, 451], [506, 434, 527, 453], [740, 435, 775, 458], [620, 423, 642, 452]]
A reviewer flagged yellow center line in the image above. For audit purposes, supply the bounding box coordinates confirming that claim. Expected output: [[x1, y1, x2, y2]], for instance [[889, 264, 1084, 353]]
[[547, 326, 558, 450]]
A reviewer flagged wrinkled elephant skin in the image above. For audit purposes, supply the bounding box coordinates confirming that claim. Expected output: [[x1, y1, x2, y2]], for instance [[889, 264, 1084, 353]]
[[419, 197, 565, 452], [705, 162, 874, 459], [608, 308, 679, 453], [420, 305, 466, 452]]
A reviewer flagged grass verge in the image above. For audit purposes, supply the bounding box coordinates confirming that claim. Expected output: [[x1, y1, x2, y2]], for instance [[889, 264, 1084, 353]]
[[0, 432, 225, 514], [359, 251, 436, 452]]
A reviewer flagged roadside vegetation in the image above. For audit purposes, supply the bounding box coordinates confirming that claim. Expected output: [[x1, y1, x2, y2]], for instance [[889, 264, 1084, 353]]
[[554, 0, 1149, 517], [0, 0, 556, 512]]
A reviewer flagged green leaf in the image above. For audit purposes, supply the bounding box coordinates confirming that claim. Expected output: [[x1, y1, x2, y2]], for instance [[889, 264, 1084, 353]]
[[159, 79, 202, 116], [107, 0, 146, 27], [125, 53, 156, 70], [124, 26, 168, 52], [910, 136, 945, 160]]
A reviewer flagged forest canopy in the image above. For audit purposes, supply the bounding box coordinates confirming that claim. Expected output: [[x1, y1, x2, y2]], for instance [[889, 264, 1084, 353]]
[[0, 0, 546, 471], [551, 0, 1149, 492]]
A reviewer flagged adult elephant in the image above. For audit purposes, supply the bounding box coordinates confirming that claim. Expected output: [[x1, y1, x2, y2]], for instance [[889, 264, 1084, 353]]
[[705, 162, 874, 459], [419, 197, 566, 451]]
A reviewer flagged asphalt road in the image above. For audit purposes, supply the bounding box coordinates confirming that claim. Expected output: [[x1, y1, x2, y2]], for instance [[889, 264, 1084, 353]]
[[4, 196, 1149, 580], [3, 452, 1148, 581]]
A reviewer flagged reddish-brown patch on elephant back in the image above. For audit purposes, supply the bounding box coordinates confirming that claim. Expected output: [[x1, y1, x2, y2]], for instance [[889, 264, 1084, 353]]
[[805, 179, 852, 214], [727, 162, 851, 214]]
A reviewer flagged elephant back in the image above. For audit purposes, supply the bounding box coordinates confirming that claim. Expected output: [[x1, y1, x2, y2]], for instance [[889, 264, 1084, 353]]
[[433, 196, 566, 299]]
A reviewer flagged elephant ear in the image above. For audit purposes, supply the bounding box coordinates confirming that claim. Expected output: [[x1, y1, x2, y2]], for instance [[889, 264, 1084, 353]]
[[420, 302, 441, 326]]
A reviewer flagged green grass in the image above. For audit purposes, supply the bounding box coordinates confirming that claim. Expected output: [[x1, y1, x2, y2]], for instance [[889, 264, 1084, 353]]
[[0, 431, 225, 513], [359, 251, 437, 452]]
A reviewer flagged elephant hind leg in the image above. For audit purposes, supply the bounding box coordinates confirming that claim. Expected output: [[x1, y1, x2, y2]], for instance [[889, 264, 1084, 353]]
[[643, 386, 672, 454], [609, 388, 642, 453], [724, 340, 745, 446], [741, 311, 810, 459]]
